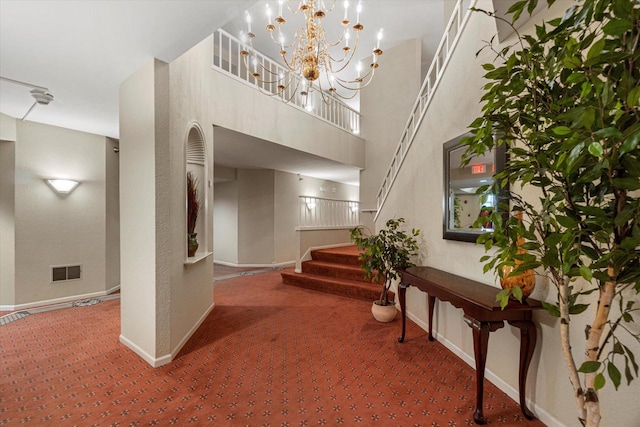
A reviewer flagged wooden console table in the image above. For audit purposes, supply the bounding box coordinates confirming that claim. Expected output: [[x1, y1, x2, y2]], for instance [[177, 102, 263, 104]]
[[398, 266, 542, 424]]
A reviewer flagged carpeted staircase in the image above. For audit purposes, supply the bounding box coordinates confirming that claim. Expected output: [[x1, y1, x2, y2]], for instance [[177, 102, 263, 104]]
[[281, 245, 392, 302]]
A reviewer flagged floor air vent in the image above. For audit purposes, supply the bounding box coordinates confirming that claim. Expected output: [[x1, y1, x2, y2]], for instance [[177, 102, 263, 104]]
[[51, 265, 82, 283]]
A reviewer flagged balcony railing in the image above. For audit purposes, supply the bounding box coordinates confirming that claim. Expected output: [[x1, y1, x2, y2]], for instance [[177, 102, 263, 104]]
[[298, 196, 359, 229], [374, 0, 476, 220], [212, 29, 361, 135]]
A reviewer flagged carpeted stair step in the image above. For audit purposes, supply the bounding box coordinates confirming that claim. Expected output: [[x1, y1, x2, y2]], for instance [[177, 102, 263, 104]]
[[310, 246, 362, 266], [281, 271, 392, 302], [302, 260, 380, 284]]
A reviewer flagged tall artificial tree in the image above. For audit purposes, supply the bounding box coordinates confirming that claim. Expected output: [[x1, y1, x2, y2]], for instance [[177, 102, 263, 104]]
[[461, 0, 640, 426]]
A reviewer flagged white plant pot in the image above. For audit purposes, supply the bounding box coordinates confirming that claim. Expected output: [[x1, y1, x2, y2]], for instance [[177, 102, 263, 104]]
[[371, 301, 397, 322]]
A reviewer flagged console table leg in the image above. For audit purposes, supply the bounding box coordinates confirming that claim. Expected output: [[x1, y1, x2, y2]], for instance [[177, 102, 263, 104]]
[[398, 283, 408, 343], [427, 295, 436, 342], [465, 316, 504, 425], [508, 319, 537, 420]]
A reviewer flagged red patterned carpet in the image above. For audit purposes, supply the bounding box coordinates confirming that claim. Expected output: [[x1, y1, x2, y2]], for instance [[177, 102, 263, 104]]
[[0, 270, 545, 426]]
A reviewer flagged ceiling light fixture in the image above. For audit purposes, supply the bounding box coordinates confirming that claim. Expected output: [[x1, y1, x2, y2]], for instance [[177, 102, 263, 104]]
[[46, 179, 80, 194], [0, 76, 54, 121], [240, 0, 383, 104]]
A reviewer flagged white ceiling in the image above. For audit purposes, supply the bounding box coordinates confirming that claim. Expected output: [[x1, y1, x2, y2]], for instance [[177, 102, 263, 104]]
[[0, 0, 448, 185]]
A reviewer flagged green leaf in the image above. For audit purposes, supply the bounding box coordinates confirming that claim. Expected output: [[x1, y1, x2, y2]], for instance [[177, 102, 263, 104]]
[[496, 289, 511, 310], [594, 373, 606, 390], [608, 362, 622, 390], [613, 341, 624, 355], [569, 304, 590, 315], [482, 63, 495, 71], [603, 19, 632, 36], [579, 265, 593, 281], [612, 178, 640, 191], [552, 126, 572, 135], [557, 215, 577, 228], [588, 142, 603, 158], [578, 361, 601, 373], [587, 38, 605, 60], [620, 128, 640, 155], [624, 345, 639, 376], [507, 0, 529, 22], [541, 301, 561, 317], [512, 285, 523, 302], [627, 85, 640, 107]]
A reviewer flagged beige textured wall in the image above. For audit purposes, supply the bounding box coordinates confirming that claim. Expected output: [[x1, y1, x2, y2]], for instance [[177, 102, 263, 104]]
[[359, 39, 422, 215], [237, 169, 275, 265], [371, 1, 640, 426], [12, 120, 108, 306], [0, 113, 17, 141], [208, 72, 365, 170], [105, 137, 120, 291], [119, 59, 167, 362], [167, 39, 216, 359], [0, 136, 16, 306], [0, 114, 118, 310], [274, 170, 300, 264], [213, 180, 238, 264]]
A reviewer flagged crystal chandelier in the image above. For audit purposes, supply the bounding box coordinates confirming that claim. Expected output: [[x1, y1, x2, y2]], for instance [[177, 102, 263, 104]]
[[240, 0, 383, 104]]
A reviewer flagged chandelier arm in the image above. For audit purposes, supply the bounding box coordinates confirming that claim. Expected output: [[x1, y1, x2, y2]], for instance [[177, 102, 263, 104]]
[[333, 68, 372, 87], [328, 88, 360, 100], [251, 69, 299, 101], [285, 0, 302, 15], [316, 22, 346, 48], [319, 0, 338, 13], [325, 46, 361, 73], [257, 60, 284, 78], [241, 52, 289, 86], [333, 67, 377, 92], [323, 26, 361, 72], [282, 75, 303, 103], [268, 28, 295, 50]]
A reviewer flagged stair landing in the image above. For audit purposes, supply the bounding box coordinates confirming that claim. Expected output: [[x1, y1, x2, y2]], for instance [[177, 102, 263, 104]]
[[281, 246, 391, 302]]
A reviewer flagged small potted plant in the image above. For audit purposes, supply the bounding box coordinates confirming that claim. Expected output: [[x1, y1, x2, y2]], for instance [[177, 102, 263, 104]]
[[351, 218, 420, 322], [186, 171, 201, 257]]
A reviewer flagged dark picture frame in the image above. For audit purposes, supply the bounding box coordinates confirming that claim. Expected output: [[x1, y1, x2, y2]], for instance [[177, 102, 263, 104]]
[[442, 133, 507, 242]]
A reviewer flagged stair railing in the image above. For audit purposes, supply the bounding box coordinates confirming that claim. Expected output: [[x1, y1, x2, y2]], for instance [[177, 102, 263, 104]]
[[374, 0, 477, 221], [212, 29, 361, 135], [298, 196, 360, 229]]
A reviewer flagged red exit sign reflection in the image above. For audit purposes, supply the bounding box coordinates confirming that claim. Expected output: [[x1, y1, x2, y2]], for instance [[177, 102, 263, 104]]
[[471, 164, 486, 174]]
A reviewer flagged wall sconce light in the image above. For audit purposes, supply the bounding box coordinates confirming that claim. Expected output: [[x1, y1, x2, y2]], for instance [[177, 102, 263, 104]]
[[46, 179, 80, 194]]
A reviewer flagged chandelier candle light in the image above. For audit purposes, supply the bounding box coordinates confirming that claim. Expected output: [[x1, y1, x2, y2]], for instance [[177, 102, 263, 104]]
[[240, 0, 383, 104]]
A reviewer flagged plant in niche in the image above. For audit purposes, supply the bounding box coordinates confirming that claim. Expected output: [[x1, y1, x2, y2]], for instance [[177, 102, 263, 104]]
[[350, 218, 420, 306], [453, 196, 462, 228], [461, 1, 640, 426], [186, 171, 201, 235]]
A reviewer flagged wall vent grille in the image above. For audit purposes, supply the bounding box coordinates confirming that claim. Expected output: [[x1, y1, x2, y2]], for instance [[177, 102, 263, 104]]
[[51, 265, 82, 283]]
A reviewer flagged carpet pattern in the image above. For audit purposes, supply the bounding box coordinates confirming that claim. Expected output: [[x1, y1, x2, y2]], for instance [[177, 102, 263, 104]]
[[0, 270, 545, 426]]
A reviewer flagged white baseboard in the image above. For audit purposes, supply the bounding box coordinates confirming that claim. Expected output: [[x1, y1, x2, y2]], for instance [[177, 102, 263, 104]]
[[119, 334, 172, 368], [213, 260, 295, 268], [120, 302, 215, 368], [170, 302, 215, 360], [1, 288, 121, 312], [106, 284, 121, 294], [406, 311, 565, 427]]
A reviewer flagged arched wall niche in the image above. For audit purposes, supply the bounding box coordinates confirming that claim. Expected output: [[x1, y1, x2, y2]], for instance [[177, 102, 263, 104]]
[[186, 123, 207, 258]]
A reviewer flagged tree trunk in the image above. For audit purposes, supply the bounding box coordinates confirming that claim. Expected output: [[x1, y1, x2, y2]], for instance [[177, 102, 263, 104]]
[[558, 274, 587, 423], [583, 277, 616, 427]]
